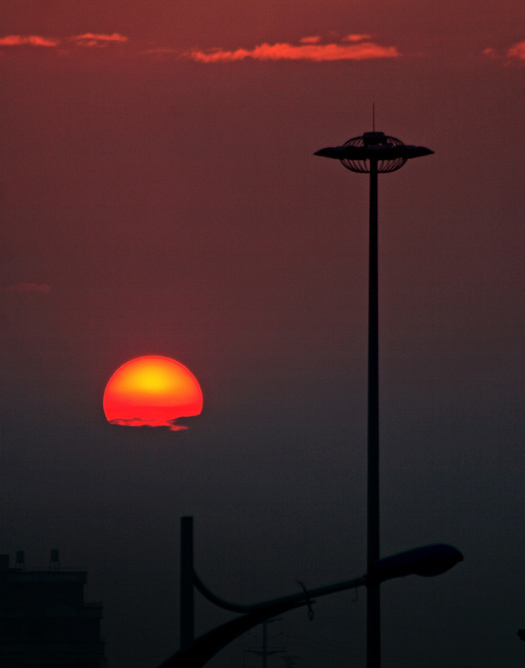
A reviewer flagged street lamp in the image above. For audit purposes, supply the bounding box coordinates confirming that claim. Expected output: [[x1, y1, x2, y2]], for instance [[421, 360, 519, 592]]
[[315, 130, 434, 668], [158, 517, 462, 668]]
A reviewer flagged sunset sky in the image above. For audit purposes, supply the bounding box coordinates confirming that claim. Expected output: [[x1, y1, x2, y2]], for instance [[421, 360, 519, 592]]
[[1, 1, 524, 667]]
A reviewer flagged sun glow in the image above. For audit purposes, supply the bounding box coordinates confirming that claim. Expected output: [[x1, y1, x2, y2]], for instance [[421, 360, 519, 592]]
[[103, 356, 203, 430]]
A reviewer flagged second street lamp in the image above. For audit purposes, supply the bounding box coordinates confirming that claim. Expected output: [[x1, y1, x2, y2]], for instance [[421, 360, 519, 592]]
[[160, 516, 462, 668], [315, 130, 434, 668]]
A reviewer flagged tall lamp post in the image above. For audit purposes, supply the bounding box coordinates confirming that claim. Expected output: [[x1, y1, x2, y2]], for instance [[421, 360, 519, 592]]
[[314, 130, 434, 668]]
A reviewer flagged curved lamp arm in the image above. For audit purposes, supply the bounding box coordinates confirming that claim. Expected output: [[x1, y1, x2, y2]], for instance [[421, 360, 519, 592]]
[[193, 569, 367, 614]]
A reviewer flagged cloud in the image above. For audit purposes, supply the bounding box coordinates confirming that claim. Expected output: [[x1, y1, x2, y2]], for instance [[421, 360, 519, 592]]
[[183, 37, 400, 63], [72, 33, 128, 47], [507, 40, 525, 61], [482, 41, 525, 62], [108, 417, 188, 431], [0, 35, 58, 47], [0, 33, 129, 51], [343, 34, 373, 42], [4, 283, 51, 296], [299, 36, 321, 44]]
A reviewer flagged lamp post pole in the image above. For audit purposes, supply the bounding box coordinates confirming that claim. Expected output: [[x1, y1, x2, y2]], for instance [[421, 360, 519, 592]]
[[367, 156, 380, 668], [180, 516, 194, 650], [314, 131, 433, 668]]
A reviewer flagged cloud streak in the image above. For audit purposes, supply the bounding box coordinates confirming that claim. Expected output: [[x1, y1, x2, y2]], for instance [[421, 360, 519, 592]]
[[299, 36, 321, 44], [482, 40, 525, 63], [72, 33, 129, 47], [183, 36, 400, 63], [0, 32, 401, 62], [507, 40, 525, 61], [108, 417, 188, 431], [344, 34, 373, 42], [0, 33, 129, 50], [0, 35, 58, 47]]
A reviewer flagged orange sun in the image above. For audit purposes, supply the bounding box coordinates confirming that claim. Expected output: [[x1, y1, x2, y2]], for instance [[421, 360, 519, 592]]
[[103, 356, 203, 430]]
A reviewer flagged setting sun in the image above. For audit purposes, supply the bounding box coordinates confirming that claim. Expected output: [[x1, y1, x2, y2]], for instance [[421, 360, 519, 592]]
[[103, 356, 203, 430]]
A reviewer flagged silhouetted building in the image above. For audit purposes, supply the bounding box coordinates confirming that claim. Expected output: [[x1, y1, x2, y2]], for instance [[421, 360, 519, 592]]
[[0, 550, 105, 668]]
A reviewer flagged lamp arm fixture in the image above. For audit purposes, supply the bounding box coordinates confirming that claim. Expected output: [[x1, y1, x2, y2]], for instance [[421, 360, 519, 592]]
[[192, 542, 463, 616], [193, 567, 368, 614]]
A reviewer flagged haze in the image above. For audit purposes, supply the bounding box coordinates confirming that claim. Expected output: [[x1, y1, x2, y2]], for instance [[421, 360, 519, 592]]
[[0, 1, 524, 667]]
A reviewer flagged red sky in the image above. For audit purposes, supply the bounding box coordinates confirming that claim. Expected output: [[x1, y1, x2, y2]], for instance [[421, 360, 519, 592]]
[[0, 2, 524, 668]]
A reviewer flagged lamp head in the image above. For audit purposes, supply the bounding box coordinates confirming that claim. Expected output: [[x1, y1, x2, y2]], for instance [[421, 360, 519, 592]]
[[314, 132, 434, 173], [369, 544, 463, 583]]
